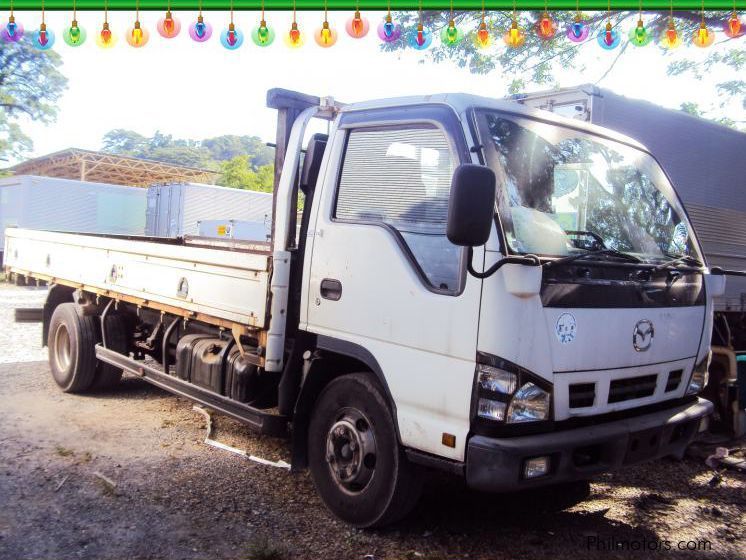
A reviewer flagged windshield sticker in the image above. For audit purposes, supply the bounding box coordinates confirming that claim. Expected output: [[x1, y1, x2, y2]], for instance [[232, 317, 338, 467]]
[[555, 313, 577, 344]]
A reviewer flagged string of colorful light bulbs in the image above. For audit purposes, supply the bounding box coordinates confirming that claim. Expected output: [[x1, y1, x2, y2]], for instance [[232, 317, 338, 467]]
[[1, 1, 744, 49]]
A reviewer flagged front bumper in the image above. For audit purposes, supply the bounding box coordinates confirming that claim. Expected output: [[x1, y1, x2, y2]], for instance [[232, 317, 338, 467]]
[[466, 397, 713, 492]]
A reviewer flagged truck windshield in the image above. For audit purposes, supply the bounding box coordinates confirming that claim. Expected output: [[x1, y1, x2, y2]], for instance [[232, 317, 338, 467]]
[[479, 111, 702, 264]]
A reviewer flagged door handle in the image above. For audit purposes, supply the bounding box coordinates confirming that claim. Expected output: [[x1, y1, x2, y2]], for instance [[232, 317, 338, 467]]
[[320, 278, 342, 301]]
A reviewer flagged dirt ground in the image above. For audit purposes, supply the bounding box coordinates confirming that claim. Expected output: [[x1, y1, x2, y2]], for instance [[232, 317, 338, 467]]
[[0, 284, 744, 560]]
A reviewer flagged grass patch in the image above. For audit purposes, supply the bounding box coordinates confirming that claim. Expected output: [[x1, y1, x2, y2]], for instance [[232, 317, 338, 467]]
[[246, 537, 286, 560]]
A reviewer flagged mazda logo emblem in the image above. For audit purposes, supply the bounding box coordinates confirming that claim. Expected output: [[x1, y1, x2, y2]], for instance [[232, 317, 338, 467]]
[[633, 319, 654, 352]]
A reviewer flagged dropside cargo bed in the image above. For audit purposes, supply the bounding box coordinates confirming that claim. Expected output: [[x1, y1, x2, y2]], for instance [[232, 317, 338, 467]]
[[4, 228, 272, 330]]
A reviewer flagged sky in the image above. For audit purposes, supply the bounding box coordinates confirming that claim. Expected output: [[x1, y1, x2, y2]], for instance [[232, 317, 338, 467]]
[[9, 10, 744, 162]]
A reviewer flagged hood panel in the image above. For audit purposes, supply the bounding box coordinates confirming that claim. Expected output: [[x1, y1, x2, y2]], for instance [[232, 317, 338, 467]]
[[545, 306, 704, 373]]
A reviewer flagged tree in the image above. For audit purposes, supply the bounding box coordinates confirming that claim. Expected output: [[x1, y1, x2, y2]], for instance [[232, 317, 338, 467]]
[[102, 129, 148, 155], [202, 135, 274, 166], [386, 11, 744, 127], [217, 155, 274, 192], [101, 129, 276, 188], [0, 41, 67, 162]]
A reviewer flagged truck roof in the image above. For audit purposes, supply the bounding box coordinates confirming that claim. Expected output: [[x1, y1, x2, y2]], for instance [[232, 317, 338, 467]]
[[339, 92, 649, 153]]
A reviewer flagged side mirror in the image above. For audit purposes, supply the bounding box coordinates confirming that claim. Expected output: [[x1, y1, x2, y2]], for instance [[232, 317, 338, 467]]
[[446, 164, 496, 247]]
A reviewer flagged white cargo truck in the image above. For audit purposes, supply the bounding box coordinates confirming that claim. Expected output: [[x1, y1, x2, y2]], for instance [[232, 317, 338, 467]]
[[0, 175, 147, 265], [4, 89, 718, 527]]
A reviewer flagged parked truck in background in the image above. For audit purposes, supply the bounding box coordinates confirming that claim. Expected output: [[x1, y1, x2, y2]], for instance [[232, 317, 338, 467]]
[[517, 86, 746, 435], [4, 89, 718, 527], [0, 175, 147, 266]]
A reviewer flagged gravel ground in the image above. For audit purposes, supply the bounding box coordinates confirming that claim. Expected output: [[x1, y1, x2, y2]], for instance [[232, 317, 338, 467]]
[[0, 283, 744, 560]]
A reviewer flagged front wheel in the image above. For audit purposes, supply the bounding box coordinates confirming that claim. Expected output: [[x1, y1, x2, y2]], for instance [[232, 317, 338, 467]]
[[308, 373, 422, 528]]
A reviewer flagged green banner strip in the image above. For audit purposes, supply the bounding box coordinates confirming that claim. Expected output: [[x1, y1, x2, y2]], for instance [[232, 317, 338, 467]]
[[1, 2, 741, 10]]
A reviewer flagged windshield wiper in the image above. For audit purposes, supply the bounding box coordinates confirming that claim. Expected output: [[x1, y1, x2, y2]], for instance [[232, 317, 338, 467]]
[[544, 248, 642, 269], [653, 253, 704, 271]]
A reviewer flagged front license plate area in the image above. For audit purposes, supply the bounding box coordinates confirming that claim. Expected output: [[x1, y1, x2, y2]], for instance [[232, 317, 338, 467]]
[[624, 427, 664, 464]]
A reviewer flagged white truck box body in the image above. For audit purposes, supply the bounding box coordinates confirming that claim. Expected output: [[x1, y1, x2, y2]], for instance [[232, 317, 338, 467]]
[[515, 86, 746, 311], [146, 183, 273, 238], [3, 228, 271, 328], [0, 175, 147, 258]]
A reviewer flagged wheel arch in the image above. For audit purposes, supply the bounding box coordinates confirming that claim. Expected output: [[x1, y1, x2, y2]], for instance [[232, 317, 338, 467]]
[[290, 334, 400, 470], [42, 284, 76, 347]]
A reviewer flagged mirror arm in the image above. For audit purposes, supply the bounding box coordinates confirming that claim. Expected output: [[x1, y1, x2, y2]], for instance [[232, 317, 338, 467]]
[[467, 247, 541, 279], [711, 267, 746, 278]]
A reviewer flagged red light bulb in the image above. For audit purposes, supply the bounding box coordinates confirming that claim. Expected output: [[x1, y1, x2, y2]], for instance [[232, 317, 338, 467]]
[[289, 23, 300, 44], [352, 12, 363, 35], [416, 23, 425, 47]]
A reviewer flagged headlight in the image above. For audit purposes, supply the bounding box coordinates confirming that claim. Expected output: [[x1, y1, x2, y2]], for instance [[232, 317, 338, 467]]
[[474, 360, 552, 425], [478, 365, 517, 394], [507, 383, 551, 423], [686, 354, 710, 395], [477, 398, 506, 421]]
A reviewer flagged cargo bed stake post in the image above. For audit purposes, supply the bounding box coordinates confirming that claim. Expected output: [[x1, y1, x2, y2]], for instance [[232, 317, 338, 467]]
[[266, 103, 326, 372]]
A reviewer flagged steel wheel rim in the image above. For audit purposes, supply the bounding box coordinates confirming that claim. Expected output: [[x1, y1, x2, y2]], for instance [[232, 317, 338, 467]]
[[325, 407, 377, 494], [53, 323, 72, 372]]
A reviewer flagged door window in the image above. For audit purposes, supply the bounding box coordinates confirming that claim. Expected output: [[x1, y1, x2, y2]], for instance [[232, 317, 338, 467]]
[[335, 125, 463, 293]]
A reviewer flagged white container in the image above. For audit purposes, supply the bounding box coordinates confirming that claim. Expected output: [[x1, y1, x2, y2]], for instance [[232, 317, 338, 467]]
[[197, 219, 270, 242], [0, 175, 147, 263], [146, 183, 273, 238]]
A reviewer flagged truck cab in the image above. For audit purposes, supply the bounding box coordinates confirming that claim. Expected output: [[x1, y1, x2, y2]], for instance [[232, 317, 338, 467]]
[[5, 90, 717, 529], [287, 91, 715, 516]]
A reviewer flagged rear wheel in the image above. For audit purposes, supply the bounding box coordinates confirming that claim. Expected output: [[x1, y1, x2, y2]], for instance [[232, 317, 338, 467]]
[[47, 304, 129, 393], [308, 373, 422, 528], [48, 303, 98, 393]]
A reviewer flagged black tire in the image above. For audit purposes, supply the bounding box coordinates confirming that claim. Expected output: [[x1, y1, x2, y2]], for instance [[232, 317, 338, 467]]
[[47, 303, 98, 393], [308, 373, 422, 528], [90, 313, 129, 390]]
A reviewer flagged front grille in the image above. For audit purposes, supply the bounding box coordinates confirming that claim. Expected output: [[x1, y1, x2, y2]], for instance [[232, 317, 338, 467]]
[[665, 369, 683, 392], [608, 374, 658, 403], [569, 383, 596, 408]]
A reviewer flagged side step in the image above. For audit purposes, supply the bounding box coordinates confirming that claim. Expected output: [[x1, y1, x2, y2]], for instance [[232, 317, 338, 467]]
[[95, 345, 289, 438]]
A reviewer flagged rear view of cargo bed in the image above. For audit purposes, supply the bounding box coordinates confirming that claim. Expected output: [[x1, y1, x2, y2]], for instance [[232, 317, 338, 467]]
[[3, 228, 272, 331]]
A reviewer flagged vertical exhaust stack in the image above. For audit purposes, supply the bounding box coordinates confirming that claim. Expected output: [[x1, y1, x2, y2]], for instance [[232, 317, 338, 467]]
[[264, 89, 338, 372]]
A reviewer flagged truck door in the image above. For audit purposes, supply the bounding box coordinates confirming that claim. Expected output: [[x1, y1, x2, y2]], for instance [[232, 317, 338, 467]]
[[304, 107, 484, 461]]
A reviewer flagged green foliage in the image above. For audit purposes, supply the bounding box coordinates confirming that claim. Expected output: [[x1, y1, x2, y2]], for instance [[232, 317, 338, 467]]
[[387, 11, 744, 128], [102, 129, 275, 192], [218, 155, 274, 192], [0, 41, 67, 162]]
